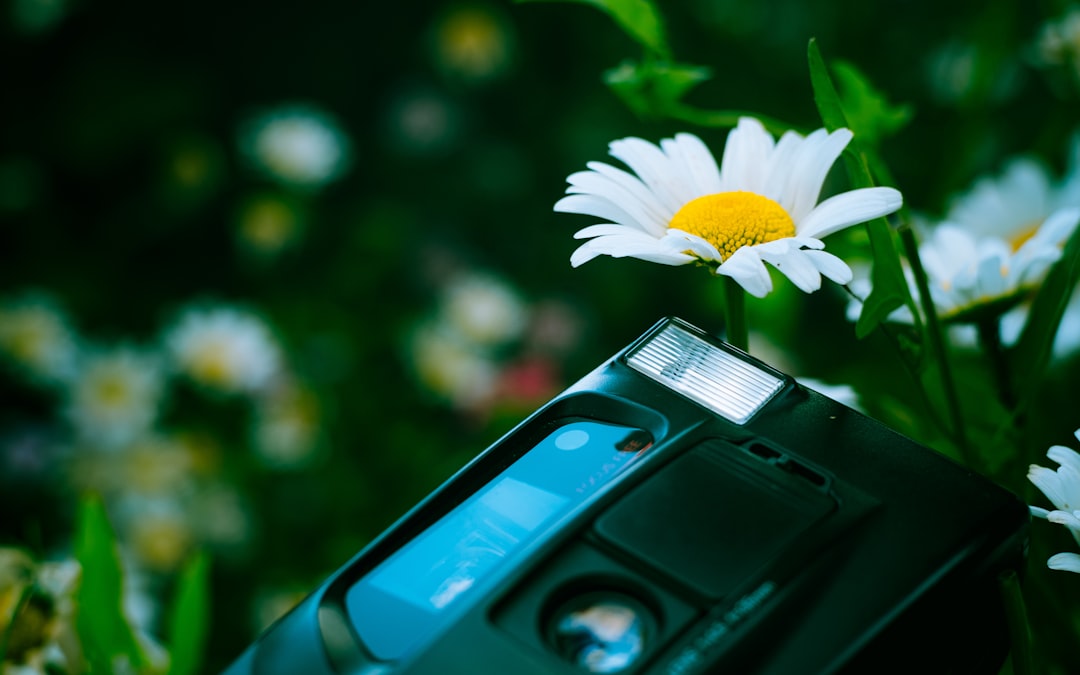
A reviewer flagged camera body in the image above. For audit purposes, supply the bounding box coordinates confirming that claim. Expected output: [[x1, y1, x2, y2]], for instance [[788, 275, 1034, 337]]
[[224, 317, 1030, 675]]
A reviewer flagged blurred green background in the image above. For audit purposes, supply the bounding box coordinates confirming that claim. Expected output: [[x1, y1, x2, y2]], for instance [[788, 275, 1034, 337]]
[[3, 0, 1080, 671]]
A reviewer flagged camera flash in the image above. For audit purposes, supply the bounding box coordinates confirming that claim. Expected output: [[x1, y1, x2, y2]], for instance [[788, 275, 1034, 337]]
[[625, 321, 784, 425]]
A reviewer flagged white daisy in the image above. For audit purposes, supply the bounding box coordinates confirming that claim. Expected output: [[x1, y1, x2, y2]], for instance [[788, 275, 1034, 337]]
[[164, 305, 282, 395], [1035, 7, 1080, 79], [0, 293, 78, 384], [240, 103, 352, 190], [555, 117, 903, 298], [441, 272, 528, 347], [1029, 428, 1080, 572], [64, 345, 165, 450], [410, 322, 498, 410], [251, 381, 321, 469], [432, 5, 514, 83], [946, 157, 1067, 245], [914, 213, 1079, 321]]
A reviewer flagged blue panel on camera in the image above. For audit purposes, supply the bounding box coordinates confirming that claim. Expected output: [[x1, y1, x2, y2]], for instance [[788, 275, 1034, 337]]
[[346, 419, 653, 662]]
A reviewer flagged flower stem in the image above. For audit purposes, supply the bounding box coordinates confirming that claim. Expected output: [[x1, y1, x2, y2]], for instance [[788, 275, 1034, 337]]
[[977, 317, 1017, 411], [721, 276, 749, 353], [998, 570, 1035, 675], [898, 224, 973, 466]]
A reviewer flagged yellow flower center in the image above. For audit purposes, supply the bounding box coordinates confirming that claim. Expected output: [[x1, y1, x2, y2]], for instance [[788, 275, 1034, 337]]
[[669, 191, 795, 260], [1008, 221, 1040, 252]]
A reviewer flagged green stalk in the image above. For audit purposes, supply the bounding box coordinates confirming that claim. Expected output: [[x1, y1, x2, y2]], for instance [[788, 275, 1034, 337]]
[[977, 316, 1016, 411], [898, 225, 973, 466], [999, 570, 1035, 675], [721, 276, 749, 353]]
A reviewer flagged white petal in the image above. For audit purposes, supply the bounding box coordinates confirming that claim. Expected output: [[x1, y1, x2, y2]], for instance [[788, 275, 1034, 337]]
[[802, 249, 854, 284], [1029, 464, 1069, 510], [1047, 552, 1080, 573], [563, 166, 670, 236], [664, 132, 723, 196], [570, 232, 694, 267], [1047, 509, 1080, 533], [585, 160, 676, 227], [797, 187, 903, 239], [974, 253, 1008, 298], [720, 117, 775, 193], [608, 137, 688, 214], [572, 223, 644, 240], [554, 195, 651, 234], [1047, 444, 1080, 474], [783, 127, 853, 222], [664, 229, 723, 262], [1030, 206, 1080, 246], [756, 245, 822, 293], [718, 246, 773, 298], [761, 131, 804, 203]]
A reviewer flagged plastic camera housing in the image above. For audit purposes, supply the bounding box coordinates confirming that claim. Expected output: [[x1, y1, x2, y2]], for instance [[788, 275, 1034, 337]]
[[223, 317, 1029, 675]]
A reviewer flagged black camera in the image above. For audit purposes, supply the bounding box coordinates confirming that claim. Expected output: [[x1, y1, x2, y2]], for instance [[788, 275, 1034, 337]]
[[223, 317, 1030, 674]]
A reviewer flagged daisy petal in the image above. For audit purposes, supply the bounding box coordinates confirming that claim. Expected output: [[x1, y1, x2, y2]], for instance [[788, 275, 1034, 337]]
[[573, 224, 640, 239], [803, 248, 854, 284], [608, 137, 689, 213], [720, 117, 774, 193], [1047, 509, 1080, 534], [665, 228, 723, 262], [761, 131, 804, 203], [798, 187, 903, 239], [571, 232, 694, 267], [718, 246, 773, 298], [554, 195, 646, 234], [669, 132, 723, 196], [756, 245, 822, 293], [1048, 444, 1080, 474], [1047, 552, 1080, 573], [784, 127, 853, 222]]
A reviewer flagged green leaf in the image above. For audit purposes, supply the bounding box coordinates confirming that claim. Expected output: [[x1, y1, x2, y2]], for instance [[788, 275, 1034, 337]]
[[831, 61, 913, 147], [603, 59, 712, 119], [1009, 213, 1080, 415], [74, 494, 146, 673], [167, 551, 211, 675], [808, 38, 914, 339], [808, 39, 849, 132], [516, 0, 670, 58]]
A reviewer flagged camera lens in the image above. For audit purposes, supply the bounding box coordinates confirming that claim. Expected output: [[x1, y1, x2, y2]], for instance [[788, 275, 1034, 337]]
[[546, 590, 652, 673]]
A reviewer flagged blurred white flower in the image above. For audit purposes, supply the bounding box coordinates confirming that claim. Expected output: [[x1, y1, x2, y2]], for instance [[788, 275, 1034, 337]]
[[947, 157, 1073, 244], [251, 381, 321, 469], [410, 322, 498, 410], [998, 278, 1080, 360], [0, 293, 78, 384], [441, 273, 528, 347], [1029, 428, 1080, 572], [189, 482, 254, 550], [164, 305, 282, 395], [116, 496, 194, 573], [240, 103, 352, 190], [65, 346, 165, 450], [234, 191, 306, 259], [431, 4, 514, 83], [556, 118, 903, 298], [0, 549, 82, 675], [1035, 6, 1080, 79], [914, 215, 1079, 321], [70, 434, 197, 499], [381, 84, 463, 157]]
